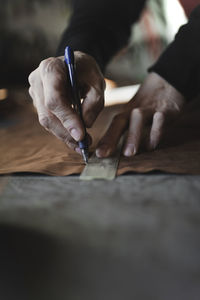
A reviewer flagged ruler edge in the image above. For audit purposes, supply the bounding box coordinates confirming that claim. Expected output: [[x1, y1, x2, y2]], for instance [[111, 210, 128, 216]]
[[80, 138, 123, 181]]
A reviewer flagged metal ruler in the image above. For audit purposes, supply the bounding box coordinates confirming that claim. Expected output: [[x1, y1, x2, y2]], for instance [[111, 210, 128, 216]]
[[80, 139, 123, 180]]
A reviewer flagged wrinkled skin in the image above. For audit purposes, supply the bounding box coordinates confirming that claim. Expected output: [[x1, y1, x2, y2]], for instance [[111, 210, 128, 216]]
[[96, 72, 186, 157], [29, 52, 185, 157], [28, 52, 105, 154]]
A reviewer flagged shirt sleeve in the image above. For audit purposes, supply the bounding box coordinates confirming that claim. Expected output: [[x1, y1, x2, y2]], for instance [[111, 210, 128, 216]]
[[57, 0, 146, 72], [149, 5, 200, 100]]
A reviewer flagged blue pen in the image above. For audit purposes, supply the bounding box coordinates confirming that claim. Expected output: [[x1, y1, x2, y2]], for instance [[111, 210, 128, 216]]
[[64, 46, 89, 164]]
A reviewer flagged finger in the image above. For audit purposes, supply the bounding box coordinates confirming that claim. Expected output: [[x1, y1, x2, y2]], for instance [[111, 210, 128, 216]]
[[40, 58, 85, 142], [123, 108, 148, 157], [28, 70, 41, 107], [30, 74, 78, 150], [42, 114, 78, 150], [82, 85, 104, 128], [28, 86, 35, 105], [96, 113, 127, 158], [149, 111, 165, 150], [37, 103, 92, 153]]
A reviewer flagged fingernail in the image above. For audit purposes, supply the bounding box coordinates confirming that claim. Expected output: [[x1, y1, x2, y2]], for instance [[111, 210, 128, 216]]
[[70, 128, 82, 141], [150, 141, 158, 150], [96, 146, 110, 158], [124, 146, 136, 157]]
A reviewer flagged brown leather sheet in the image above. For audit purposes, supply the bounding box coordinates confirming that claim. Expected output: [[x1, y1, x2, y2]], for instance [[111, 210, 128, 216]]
[[1, 92, 200, 176]]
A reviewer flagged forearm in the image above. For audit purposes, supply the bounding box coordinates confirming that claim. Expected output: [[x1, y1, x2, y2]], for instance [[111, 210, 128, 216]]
[[57, 0, 146, 72], [149, 5, 200, 100]]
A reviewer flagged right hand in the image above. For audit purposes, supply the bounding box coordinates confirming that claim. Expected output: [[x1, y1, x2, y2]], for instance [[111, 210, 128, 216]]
[[28, 51, 105, 153]]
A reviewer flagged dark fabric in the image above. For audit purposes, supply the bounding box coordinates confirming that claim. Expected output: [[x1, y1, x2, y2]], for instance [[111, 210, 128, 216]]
[[57, 1, 200, 100], [149, 5, 200, 100], [57, 0, 146, 71]]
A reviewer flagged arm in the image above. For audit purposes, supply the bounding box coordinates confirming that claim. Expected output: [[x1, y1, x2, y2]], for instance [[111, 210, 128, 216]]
[[149, 5, 200, 100], [96, 6, 200, 157], [29, 0, 146, 153], [57, 0, 146, 72]]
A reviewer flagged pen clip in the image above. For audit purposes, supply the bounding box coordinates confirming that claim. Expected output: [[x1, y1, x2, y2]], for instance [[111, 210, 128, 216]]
[[65, 47, 82, 115]]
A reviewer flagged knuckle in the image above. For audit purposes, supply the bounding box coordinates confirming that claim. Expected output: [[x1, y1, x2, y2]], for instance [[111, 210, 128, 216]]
[[45, 98, 58, 111], [39, 60, 47, 71], [62, 135, 76, 149], [39, 57, 56, 74], [39, 116, 51, 130], [154, 111, 165, 122], [39, 57, 53, 68], [151, 126, 160, 135], [127, 130, 137, 140], [28, 87, 34, 98], [131, 108, 143, 118], [62, 113, 77, 129], [152, 132, 160, 141], [28, 72, 36, 85], [64, 138, 74, 148]]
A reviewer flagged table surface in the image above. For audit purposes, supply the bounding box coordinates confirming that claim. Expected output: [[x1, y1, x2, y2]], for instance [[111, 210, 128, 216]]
[[0, 173, 200, 300]]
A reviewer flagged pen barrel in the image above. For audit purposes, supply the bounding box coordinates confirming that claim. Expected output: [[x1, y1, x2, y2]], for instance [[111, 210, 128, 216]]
[[65, 46, 88, 152]]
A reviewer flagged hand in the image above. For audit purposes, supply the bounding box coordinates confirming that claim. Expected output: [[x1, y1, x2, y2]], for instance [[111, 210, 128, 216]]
[[96, 72, 185, 157], [28, 52, 105, 152]]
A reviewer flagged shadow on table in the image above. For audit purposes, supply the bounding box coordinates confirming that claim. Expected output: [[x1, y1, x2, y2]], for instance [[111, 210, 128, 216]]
[[0, 224, 137, 300]]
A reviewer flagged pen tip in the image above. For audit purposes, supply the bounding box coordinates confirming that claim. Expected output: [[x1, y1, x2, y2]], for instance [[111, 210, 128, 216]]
[[81, 149, 89, 164]]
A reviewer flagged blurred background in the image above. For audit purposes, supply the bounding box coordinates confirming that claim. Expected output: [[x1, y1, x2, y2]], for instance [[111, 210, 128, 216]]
[[0, 0, 188, 88], [0, 0, 191, 131]]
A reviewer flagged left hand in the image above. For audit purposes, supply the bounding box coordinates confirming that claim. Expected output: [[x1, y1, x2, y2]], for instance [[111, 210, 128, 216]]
[[96, 72, 186, 157]]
